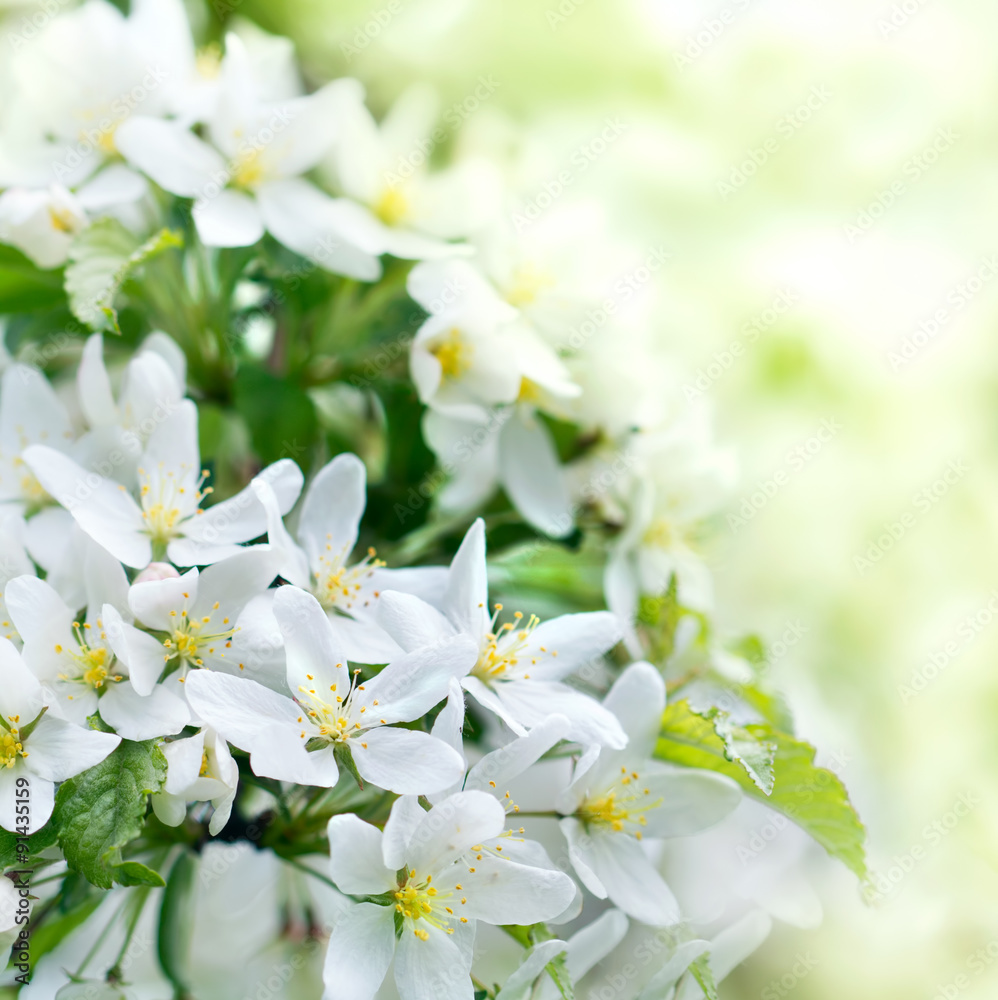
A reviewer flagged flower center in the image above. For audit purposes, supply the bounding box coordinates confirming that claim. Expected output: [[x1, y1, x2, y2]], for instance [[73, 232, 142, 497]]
[[0, 717, 26, 769], [430, 329, 472, 380], [295, 668, 376, 744], [199, 750, 211, 777], [505, 263, 555, 308], [55, 620, 123, 691], [471, 604, 549, 683], [48, 205, 81, 235], [373, 185, 409, 227], [162, 598, 238, 669], [11, 456, 50, 508], [313, 544, 385, 613], [578, 767, 663, 839], [232, 148, 266, 191], [642, 517, 678, 550], [394, 872, 462, 941], [139, 465, 211, 549]]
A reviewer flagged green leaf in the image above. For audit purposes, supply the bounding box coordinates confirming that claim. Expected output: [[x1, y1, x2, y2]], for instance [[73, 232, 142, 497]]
[[53, 740, 167, 889], [110, 860, 166, 887], [542, 950, 575, 1000], [158, 850, 199, 995], [64, 219, 182, 333], [656, 700, 867, 879], [0, 819, 58, 871], [0, 245, 66, 313], [232, 363, 317, 469], [695, 706, 776, 794], [687, 954, 719, 1000]]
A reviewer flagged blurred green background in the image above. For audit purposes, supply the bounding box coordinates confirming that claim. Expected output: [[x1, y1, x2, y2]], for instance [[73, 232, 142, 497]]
[[211, 0, 998, 995]]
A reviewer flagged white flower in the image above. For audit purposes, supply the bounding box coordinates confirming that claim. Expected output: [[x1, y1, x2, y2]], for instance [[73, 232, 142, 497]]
[[113, 547, 284, 696], [152, 727, 238, 835], [0, 0, 195, 189], [0, 637, 120, 833], [115, 34, 378, 279], [0, 363, 75, 516], [184, 584, 475, 794], [473, 203, 614, 348], [556, 662, 740, 926], [379, 518, 627, 747], [73, 332, 186, 488], [407, 259, 578, 423], [23, 399, 303, 568], [422, 407, 573, 537], [0, 514, 36, 647], [253, 452, 447, 663], [323, 790, 577, 1000], [0, 186, 86, 269], [323, 83, 501, 261], [407, 259, 579, 534], [600, 414, 735, 654], [4, 541, 190, 740]]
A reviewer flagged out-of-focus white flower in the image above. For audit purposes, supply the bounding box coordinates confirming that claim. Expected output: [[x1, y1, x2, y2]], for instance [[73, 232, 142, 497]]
[[253, 452, 447, 663], [0, 363, 75, 517], [152, 727, 238, 835], [0, 514, 35, 648], [473, 203, 613, 348], [185, 584, 474, 794], [0, 874, 24, 972], [533, 909, 631, 1000], [73, 332, 186, 488], [380, 519, 627, 747], [24, 400, 303, 568], [323, 791, 577, 1000], [324, 83, 501, 260], [115, 34, 378, 279], [557, 663, 741, 926], [0, 637, 120, 833], [595, 411, 735, 654], [671, 912, 772, 1000], [0, 186, 86, 268], [0, 0, 196, 189]]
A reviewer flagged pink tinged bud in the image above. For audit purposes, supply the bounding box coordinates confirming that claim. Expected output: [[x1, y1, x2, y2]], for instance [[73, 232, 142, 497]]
[[135, 562, 181, 584]]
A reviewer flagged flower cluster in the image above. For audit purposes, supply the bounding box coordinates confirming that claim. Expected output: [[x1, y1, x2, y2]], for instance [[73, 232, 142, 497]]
[[0, 3, 864, 999]]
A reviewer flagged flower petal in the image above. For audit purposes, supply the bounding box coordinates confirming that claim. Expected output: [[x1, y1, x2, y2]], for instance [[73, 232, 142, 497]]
[[98, 681, 190, 741], [567, 826, 679, 927], [382, 795, 427, 871], [498, 413, 571, 538], [601, 661, 665, 760], [23, 446, 149, 568], [351, 727, 465, 795], [323, 903, 396, 1000], [406, 790, 505, 876], [297, 453, 366, 567], [522, 611, 624, 683], [115, 116, 222, 197], [394, 922, 473, 1000], [442, 518, 489, 636], [362, 635, 477, 724], [326, 813, 395, 895], [193, 188, 264, 248], [25, 715, 120, 782], [377, 591, 455, 653], [465, 714, 570, 794]]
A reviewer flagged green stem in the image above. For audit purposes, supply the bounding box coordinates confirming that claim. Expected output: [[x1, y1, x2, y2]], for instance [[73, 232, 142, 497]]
[[107, 886, 152, 980], [73, 893, 132, 979]]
